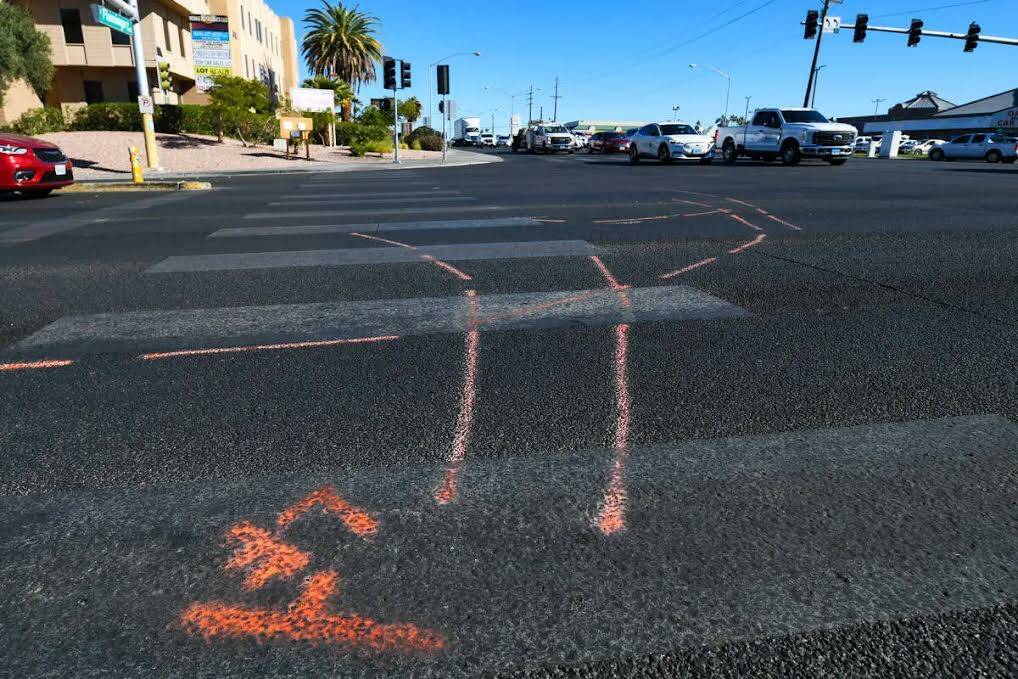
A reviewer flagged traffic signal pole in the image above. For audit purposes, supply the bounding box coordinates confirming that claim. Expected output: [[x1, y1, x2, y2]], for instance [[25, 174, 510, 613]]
[[845, 22, 1018, 47], [803, 0, 831, 108], [123, 0, 158, 169]]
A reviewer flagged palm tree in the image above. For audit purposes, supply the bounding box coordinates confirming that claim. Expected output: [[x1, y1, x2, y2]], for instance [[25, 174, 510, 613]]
[[302, 1, 382, 121], [398, 96, 422, 125], [301, 75, 358, 121]]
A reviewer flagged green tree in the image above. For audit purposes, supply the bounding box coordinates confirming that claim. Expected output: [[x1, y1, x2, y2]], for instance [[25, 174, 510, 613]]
[[301, 75, 357, 121], [302, 1, 382, 121], [208, 75, 271, 144], [0, 3, 54, 107], [398, 96, 422, 125]]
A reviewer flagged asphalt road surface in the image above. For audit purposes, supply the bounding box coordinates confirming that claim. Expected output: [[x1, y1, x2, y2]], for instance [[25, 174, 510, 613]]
[[2, 150, 1016, 678]]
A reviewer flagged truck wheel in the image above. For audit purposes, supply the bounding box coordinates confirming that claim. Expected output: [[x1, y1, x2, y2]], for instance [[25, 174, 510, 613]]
[[722, 141, 737, 165], [658, 144, 672, 164], [986, 150, 1003, 163], [780, 141, 801, 166], [629, 145, 640, 164], [827, 158, 848, 166], [929, 148, 944, 161]]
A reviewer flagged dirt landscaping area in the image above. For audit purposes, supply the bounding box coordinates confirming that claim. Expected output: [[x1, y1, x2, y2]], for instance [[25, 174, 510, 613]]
[[39, 131, 443, 179]]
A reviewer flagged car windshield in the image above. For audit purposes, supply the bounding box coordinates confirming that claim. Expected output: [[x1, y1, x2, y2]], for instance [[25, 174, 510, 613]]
[[543, 125, 568, 133], [780, 110, 829, 123], [660, 124, 697, 136]]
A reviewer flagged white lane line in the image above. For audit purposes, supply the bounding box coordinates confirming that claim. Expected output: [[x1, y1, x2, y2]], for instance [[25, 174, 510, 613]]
[[265, 196, 476, 207], [209, 217, 541, 238], [279, 190, 464, 199], [244, 205, 507, 219]]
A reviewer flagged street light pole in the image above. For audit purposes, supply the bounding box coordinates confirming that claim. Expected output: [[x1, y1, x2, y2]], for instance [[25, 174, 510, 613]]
[[689, 64, 732, 125], [671, 105, 680, 120], [428, 51, 479, 128], [744, 95, 752, 121], [872, 97, 886, 116], [811, 65, 827, 109], [804, 0, 832, 107]]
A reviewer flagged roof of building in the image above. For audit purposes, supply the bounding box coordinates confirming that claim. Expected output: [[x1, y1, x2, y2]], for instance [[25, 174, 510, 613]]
[[934, 88, 1018, 117], [893, 91, 955, 112]]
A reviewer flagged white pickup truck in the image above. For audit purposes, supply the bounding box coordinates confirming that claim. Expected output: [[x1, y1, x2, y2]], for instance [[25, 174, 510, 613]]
[[715, 108, 857, 166]]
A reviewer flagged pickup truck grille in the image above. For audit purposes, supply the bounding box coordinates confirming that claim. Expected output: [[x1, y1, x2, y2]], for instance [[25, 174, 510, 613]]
[[34, 148, 67, 163], [813, 132, 853, 146]]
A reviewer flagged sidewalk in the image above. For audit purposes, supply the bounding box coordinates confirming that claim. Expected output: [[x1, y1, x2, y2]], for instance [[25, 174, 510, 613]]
[[38, 131, 500, 182]]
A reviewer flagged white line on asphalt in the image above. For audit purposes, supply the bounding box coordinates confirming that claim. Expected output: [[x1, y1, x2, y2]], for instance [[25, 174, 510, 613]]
[[244, 205, 508, 219], [209, 217, 541, 238], [265, 196, 476, 207], [279, 190, 464, 200]]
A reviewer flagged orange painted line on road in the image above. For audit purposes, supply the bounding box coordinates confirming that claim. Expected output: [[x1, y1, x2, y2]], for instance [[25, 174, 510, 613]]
[[590, 256, 631, 308], [349, 232, 416, 248], [727, 213, 764, 232], [276, 485, 380, 539], [0, 359, 74, 372], [726, 197, 757, 209], [420, 254, 473, 281], [435, 290, 480, 505], [140, 335, 399, 360], [765, 213, 803, 231], [681, 209, 728, 218], [596, 323, 632, 536], [659, 257, 719, 280], [593, 214, 674, 224], [729, 233, 767, 254], [476, 288, 609, 326], [180, 570, 446, 653], [224, 521, 310, 590]]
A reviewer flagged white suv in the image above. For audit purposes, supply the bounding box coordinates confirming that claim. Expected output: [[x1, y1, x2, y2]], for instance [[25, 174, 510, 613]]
[[628, 122, 715, 164], [930, 133, 1018, 163]]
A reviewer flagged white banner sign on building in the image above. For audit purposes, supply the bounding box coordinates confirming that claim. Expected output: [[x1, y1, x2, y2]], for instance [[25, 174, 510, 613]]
[[290, 88, 336, 113], [189, 15, 231, 92]]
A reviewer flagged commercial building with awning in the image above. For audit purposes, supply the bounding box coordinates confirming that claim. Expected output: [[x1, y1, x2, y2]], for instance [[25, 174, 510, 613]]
[[564, 120, 645, 134], [842, 89, 1018, 139]]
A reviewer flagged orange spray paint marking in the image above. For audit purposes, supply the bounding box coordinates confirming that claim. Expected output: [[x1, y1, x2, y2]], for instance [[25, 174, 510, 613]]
[[140, 335, 399, 361], [596, 323, 632, 535], [435, 290, 480, 505], [420, 255, 473, 281], [593, 214, 675, 225], [180, 570, 446, 654], [726, 197, 757, 209], [0, 359, 74, 372], [659, 256, 719, 280], [276, 485, 380, 539], [728, 233, 767, 254], [590, 256, 631, 307], [224, 522, 311, 590], [349, 232, 416, 248], [765, 213, 803, 231], [727, 213, 764, 232]]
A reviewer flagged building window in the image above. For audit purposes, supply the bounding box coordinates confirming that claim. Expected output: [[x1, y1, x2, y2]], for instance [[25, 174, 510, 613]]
[[111, 28, 131, 46], [256, 20, 262, 43], [164, 16, 174, 52], [83, 81, 104, 104], [248, 10, 253, 34], [240, 7, 246, 30], [60, 8, 84, 44], [244, 56, 250, 78], [178, 23, 187, 58], [127, 82, 139, 100]]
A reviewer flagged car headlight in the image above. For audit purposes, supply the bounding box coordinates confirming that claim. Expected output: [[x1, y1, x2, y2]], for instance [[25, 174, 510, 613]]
[[0, 145, 28, 155], [800, 130, 810, 142]]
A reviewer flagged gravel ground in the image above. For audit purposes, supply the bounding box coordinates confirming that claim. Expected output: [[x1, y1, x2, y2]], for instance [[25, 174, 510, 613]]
[[38, 131, 443, 179]]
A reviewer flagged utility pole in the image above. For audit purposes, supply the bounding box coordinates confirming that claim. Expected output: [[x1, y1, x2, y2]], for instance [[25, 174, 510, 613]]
[[811, 64, 827, 108], [744, 95, 752, 120], [872, 97, 886, 116], [551, 77, 561, 121], [527, 85, 535, 124], [803, 0, 832, 107], [539, 105, 543, 122]]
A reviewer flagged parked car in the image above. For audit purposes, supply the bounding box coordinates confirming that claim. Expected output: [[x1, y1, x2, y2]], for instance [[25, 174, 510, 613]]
[[910, 139, 946, 156], [588, 131, 631, 154], [628, 122, 715, 164], [0, 133, 74, 197], [929, 133, 1018, 163], [716, 108, 857, 166], [854, 136, 874, 153], [495, 135, 510, 147]]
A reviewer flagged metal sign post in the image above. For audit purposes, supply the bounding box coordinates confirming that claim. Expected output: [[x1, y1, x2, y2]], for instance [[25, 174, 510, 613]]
[[393, 87, 400, 164]]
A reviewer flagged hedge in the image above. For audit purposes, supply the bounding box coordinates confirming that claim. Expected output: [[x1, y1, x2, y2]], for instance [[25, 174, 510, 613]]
[[0, 107, 65, 135]]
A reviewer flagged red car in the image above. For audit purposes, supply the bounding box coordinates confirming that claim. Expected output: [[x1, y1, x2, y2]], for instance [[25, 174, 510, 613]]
[[0, 133, 74, 197], [587, 132, 631, 154]]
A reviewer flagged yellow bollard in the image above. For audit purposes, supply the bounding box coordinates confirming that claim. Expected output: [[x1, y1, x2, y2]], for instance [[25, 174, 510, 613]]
[[129, 146, 144, 184]]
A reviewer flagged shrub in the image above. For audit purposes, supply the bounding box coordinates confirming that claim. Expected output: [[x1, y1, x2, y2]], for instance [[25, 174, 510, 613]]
[[70, 102, 140, 131], [410, 139, 421, 151], [334, 121, 388, 146], [406, 125, 443, 152], [5, 107, 65, 135]]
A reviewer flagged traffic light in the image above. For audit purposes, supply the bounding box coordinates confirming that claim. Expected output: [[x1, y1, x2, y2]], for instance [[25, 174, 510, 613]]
[[853, 14, 869, 43], [964, 22, 980, 52], [400, 61, 411, 89], [156, 59, 172, 93], [436, 65, 450, 95], [438, 100, 444, 113], [907, 18, 923, 47], [804, 10, 819, 39], [383, 56, 397, 90]]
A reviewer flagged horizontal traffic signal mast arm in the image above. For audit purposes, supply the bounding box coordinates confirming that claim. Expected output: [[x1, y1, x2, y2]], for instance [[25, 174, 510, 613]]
[[837, 21, 1018, 47]]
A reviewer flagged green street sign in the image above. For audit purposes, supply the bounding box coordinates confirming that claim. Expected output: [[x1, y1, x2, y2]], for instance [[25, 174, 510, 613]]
[[91, 4, 133, 36]]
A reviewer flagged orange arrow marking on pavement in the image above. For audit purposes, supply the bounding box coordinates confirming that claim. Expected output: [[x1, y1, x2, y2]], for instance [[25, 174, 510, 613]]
[[181, 570, 446, 653], [225, 521, 311, 590], [276, 485, 380, 539]]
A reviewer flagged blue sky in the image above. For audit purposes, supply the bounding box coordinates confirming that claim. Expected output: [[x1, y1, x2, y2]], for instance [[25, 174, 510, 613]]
[[268, 0, 1016, 133]]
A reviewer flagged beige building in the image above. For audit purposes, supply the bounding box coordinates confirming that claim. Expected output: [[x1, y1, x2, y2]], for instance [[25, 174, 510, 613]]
[[1, 0, 299, 124]]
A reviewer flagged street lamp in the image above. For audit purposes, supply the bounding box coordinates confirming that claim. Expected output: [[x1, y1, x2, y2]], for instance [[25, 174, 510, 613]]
[[744, 95, 752, 121], [811, 65, 828, 109], [689, 63, 732, 126], [671, 105, 681, 120], [428, 51, 480, 129]]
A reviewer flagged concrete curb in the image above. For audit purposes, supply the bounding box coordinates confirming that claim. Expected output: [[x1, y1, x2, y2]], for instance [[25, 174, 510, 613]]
[[70, 150, 502, 183], [60, 181, 212, 193]]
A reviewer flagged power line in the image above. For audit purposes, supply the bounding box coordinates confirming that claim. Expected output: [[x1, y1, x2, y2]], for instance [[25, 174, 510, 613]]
[[872, 0, 991, 20]]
